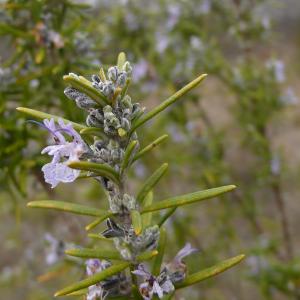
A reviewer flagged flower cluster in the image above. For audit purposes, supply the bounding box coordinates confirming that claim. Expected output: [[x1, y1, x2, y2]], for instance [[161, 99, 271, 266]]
[[132, 243, 197, 299]]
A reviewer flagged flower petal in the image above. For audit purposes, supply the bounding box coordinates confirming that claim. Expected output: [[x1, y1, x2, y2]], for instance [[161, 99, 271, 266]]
[[153, 281, 163, 299], [174, 243, 198, 263]]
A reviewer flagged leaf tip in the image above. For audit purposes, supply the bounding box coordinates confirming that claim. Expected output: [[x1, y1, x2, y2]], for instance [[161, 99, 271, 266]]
[[54, 291, 61, 297]]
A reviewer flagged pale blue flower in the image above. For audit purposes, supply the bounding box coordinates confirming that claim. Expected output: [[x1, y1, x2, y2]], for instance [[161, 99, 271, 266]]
[[132, 265, 174, 300], [165, 243, 198, 283], [41, 118, 87, 188]]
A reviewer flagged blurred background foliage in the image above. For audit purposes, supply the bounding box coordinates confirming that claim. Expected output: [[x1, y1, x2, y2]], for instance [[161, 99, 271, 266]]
[[1, 0, 300, 299]]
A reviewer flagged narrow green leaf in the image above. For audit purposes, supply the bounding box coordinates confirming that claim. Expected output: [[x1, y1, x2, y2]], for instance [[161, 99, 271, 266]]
[[120, 78, 131, 99], [132, 135, 168, 163], [80, 127, 105, 139], [27, 200, 106, 217], [85, 213, 113, 231], [16, 107, 86, 131], [152, 228, 167, 276], [54, 262, 130, 296], [0, 23, 32, 38], [68, 161, 120, 184], [117, 52, 126, 69], [130, 210, 142, 235], [142, 191, 153, 228], [88, 233, 113, 242], [65, 288, 87, 296], [63, 75, 109, 106], [130, 74, 207, 132], [137, 163, 168, 204], [120, 140, 138, 173], [55, 250, 158, 297], [175, 254, 246, 289], [65, 248, 122, 260], [141, 185, 236, 213], [158, 207, 177, 227]]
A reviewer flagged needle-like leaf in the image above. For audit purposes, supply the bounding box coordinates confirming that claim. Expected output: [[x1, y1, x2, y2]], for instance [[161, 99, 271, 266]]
[[152, 228, 167, 276], [142, 191, 153, 228], [141, 185, 236, 213], [175, 254, 246, 289], [16, 107, 86, 131], [120, 140, 138, 173], [27, 200, 107, 217], [63, 74, 109, 106], [65, 248, 122, 260], [80, 127, 105, 139], [157, 207, 177, 227], [68, 161, 120, 184], [130, 74, 207, 132], [136, 163, 168, 204], [85, 214, 113, 231], [54, 262, 130, 297], [132, 134, 168, 162], [55, 251, 157, 297], [87, 233, 113, 242]]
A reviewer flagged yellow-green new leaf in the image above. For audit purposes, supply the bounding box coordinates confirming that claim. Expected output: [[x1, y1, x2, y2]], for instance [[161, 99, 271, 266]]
[[141, 185, 236, 213], [175, 254, 246, 289], [68, 161, 120, 184], [133, 135, 168, 163], [117, 52, 127, 69], [137, 163, 168, 204], [65, 248, 122, 260], [130, 210, 142, 235], [130, 74, 207, 132], [27, 200, 106, 217], [16, 107, 86, 131], [142, 191, 153, 228]]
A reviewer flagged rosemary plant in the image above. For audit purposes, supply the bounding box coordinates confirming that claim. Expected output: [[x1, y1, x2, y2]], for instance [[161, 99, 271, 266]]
[[18, 53, 244, 300]]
